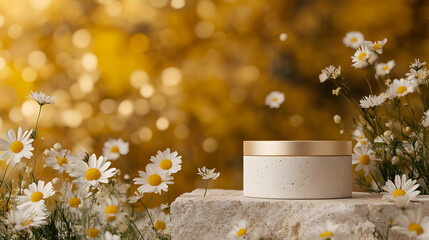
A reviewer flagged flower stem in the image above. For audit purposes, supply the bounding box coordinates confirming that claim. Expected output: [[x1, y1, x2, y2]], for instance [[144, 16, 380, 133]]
[[203, 179, 209, 197], [130, 219, 145, 240], [138, 199, 162, 240], [360, 69, 373, 95], [0, 163, 10, 188], [31, 105, 43, 140]]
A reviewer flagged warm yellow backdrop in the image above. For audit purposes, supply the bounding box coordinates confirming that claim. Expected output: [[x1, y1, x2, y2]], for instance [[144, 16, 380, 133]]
[[0, 0, 428, 202]]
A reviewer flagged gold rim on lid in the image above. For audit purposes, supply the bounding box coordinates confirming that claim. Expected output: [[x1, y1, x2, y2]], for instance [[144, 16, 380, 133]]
[[243, 141, 352, 156]]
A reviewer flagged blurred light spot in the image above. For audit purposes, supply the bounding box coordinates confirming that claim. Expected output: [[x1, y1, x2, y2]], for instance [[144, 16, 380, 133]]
[[156, 117, 169, 131], [105, 1, 122, 17], [53, 90, 71, 108], [108, 116, 126, 131], [195, 21, 215, 39], [138, 127, 153, 141], [0, 57, 7, 70], [28, 50, 47, 68], [0, 15, 4, 28], [21, 100, 37, 117], [279, 33, 288, 41], [87, 117, 105, 133], [76, 102, 93, 118], [130, 70, 149, 88], [161, 67, 182, 86], [174, 124, 189, 139], [62, 109, 83, 127], [290, 114, 304, 127], [9, 107, 24, 123], [171, 0, 185, 9], [30, 0, 51, 10], [22, 67, 38, 82], [70, 84, 85, 100], [118, 99, 134, 116], [72, 29, 92, 48], [239, 65, 260, 82], [203, 138, 218, 152], [149, 0, 168, 8], [140, 84, 154, 98], [134, 99, 150, 116], [230, 88, 247, 103], [130, 34, 150, 53], [8, 25, 23, 39], [78, 74, 94, 93], [81, 53, 98, 71], [150, 95, 166, 110], [100, 99, 117, 114], [130, 132, 142, 144], [197, 0, 216, 19]]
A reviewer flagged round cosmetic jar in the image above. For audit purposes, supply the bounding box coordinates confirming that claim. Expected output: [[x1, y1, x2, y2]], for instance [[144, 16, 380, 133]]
[[243, 141, 352, 199]]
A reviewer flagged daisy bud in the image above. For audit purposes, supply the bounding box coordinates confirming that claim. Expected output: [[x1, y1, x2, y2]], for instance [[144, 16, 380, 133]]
[[42, 164, 47, 169], [53, 143, 62, 151], [114, 169, 121, 176], [123, 174, 130, 180], [43, 149, 51, 156], [52, 177, 60, 184], [384, 130, 392, 138], [41, 137, 45, 141], [404, 126, 411, 134], [392, 156, 399, 164], [332, 87, 341, 96], [340, 130, 344, 134], [333, 115, 342, 124]]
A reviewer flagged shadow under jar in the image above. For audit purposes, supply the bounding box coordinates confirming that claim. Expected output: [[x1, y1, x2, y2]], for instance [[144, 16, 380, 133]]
[[243, 141, 352, 199]]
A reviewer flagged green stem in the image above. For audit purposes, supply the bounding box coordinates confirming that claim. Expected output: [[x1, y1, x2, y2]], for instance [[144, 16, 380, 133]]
[[203, 180, 209, 197], [370, 172, 382, 192], [130, 220, 145, 240], [0, 163, 10, 188], [34, 105, 42, 134], [360, 69, 373, 95], [138, 199, 162, 240]]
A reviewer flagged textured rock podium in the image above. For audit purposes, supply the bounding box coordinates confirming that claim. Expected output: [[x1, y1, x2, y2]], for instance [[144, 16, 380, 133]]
[[171, 189, 429, 239]]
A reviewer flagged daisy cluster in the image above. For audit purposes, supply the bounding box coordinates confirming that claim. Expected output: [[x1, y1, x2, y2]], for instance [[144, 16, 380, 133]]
[[0, 91, 222, 240]]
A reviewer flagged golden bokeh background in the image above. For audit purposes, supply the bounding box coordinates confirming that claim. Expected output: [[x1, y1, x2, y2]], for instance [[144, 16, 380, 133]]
[[0, 0, 429, 202]]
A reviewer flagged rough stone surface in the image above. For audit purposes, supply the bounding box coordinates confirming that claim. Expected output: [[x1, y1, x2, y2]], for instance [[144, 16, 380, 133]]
[[171, 189, 429, 240]]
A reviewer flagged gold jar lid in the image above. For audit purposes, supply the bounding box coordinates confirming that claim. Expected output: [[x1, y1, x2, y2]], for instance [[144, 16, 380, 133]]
[[243, 141, 352, 156]]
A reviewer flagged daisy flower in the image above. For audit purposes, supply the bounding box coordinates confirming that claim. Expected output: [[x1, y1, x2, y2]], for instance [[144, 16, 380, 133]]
[[386, 78, 416, 99], [61, 183, 91, 214], [45, 148, 72, 174], [0, 128, 34, 167], [160, 203, 170, 214], [382, 174, 420, 203], [319, 65, 341, 83], [97, 196, 127, 226], [305, 221, 346, 240], [375, 60, 395, 76], [354, 138, 369, 149], [351, 45, 371, 69], [5, 208, 48, 230], [352, 145, 377, 176], [87, 226, 101, 239], [151, 210, 171, 234], [392, 208, 429, 239], [149, 148, 182, 175], [359, 95, 386, 109], [410, 59, 426, 71], [228, 220, 249, 239], [103, 232, 120, 240], [128, 190, 143, 204], [394, 195, 411, 208], [17, 180, 55, 211], [27, 91, 56, 105], [197, 166, 220, 180], [364, 38, 387, 54], [265, 91, 285, 109], [352, 127, 365, 141], [102, 138, 129, 161], [406, 68, 428, 85], [134, 164, 174, 194], [422, 110, 429, 128], [68, 154, 116, 188], [342, 31, 364, 49]]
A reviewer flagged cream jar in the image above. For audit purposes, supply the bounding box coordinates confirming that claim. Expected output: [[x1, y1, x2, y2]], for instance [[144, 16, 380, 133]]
[[243, 141, 352, 199]]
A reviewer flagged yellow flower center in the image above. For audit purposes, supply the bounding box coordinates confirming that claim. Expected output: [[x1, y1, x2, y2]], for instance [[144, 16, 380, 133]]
[[68, 197, 81, 208], [361, 140, 367, 145], [373, 43, 381, 50], [56, 156, 67, 166], [359, 154, 370, 165], [320, 231, 334, 237], [392, 189, 406, 199], [21, 219, 33, 226], [382, 66, 389, 71], [396, 86, 407, 95], [409, 223, 424, 235], [155, 220, 166, 231], [30, 191, 44, 202], [350, 37, 357, 43], [110, 146, 119, 153], [358, 52, 367, 61], [85, 168, 101, 181], [148, 174, 162, 186], [237, 228, 247, 237], [105, 205, 119, 221], [160, 159, 173, 170], [272, 97, 278, 102], [87, 228, 99, 238], [10, 141, 24, 153]]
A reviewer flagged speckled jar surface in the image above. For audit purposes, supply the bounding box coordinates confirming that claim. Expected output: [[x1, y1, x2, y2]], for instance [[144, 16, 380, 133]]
[[243, 141, 352, 199]]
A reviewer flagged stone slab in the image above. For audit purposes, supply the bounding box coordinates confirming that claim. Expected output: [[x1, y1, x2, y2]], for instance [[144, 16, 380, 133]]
[[171, 189, 429, 240]]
